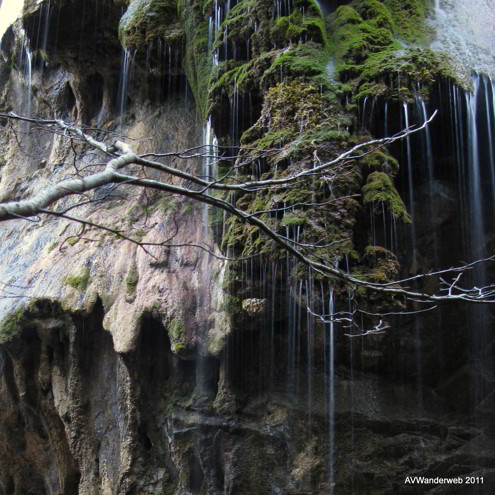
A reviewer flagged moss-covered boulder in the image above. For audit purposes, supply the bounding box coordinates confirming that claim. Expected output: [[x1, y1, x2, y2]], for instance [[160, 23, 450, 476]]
[[119, 0, 184, 50], [362, 171, 411, 222], [329, 0, 465, 100]]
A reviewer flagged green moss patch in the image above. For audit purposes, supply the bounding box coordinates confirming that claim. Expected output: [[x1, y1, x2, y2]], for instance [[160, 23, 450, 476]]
[[0, 300, 66, 344], [126, 265, 139, 295], [329, 0, 462, 99], [362, 171, 411, 223], [119, 0, 184, 50], [65, 267, 91, 291]]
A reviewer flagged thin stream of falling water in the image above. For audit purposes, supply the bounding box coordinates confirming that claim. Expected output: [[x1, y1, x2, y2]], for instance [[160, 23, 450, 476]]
[[327, 288, 335, 495], [306, 276, 314, 438], [453, 84, 468, 253], [465, 76, 484, 259], [345, 256, 355, 492], [202, 117, 218, 235], [361, 96, 368, 130], [23, 46, 33, 126], [419, 99, 438, 263], [403, 102, 417, 269], [482, 76, 495, 212], [18, 28, 33, 133], [384, 100, 388, 137], [369, 96, 376, 130], [37, 0, 51, 74], [117, 48, 136, 126], [270, 262, 278, 389], [464, 75, 492, 436], [208, 16, 213, 53]]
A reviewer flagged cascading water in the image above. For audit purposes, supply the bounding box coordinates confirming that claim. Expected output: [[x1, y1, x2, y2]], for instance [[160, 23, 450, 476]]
[[22, 44, 33, 125], [326, 288, 336, 495], [202, 116, 219, 235], [117, 48, 136, 125]]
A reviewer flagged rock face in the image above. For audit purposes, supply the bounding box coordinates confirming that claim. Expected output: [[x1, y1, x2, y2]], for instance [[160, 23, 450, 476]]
[[0, 0, 495, 494]]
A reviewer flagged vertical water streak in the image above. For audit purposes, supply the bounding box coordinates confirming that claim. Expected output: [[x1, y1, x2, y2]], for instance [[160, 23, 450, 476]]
[[327, 288, 335, 495], [22, 41, 33, 130], [384, 100, 388, 137], [453, 84, 468, 251], [465, 76, 484, 260], [305, 276, 314, 438], [202, 117, 219, 235], [482, 76, 495, 212], [168, 45, 172, 103], [369, 96, 376, 130], [208, 16, 213, 53], [230, 78, 239, 147], [419, 99, 438, 263], [403, 102, 417, 268], [361, 96, 368, 130], [117, 48, 136, 126]]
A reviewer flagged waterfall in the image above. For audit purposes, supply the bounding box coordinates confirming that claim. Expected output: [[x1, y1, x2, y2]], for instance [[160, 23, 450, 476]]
[[402, 102, 417, 270], [463, 75, 494, 429], [326, 288, 336, 495], [361, 96, 368, 129], [17, 28, 33, 128], [23, 45, 33, 124], [384, 100, 388, 136], [230, 78, 240, 147], [202, 117, 219, 236], [38, 0, 51, 69], [204, 116, 218, 187], [117, 48, 136, 125], [465, 76, 484, 260], [482, 76, 495, 213], [391, 74, 495, 436]]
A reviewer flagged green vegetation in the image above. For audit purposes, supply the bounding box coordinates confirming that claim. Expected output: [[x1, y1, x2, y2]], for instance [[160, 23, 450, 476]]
[[179, 0, 211, 118], [119, 0, 184, 50], [360, 244, 400, 283], [169, 317, 185, 339], [222, 294, 243, 317], [65, 267, 91, 291], [0, 307, 26, 344], [362, 171, 411, 222], [126, 265, 139, 295], [0, 300, 66, 344], [47, 241, 58, 252], [328, 0, 463, 99], [67, 237, 79, 246], [361, 150, 400, 176]]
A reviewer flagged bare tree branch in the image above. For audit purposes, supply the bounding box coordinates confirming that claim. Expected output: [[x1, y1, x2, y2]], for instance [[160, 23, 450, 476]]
[[1, 110, 494, 306]]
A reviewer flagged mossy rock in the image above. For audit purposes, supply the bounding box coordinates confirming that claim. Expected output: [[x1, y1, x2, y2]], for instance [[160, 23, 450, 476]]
[[360, 245, 400, 282], [329, 0, 463, 99], [0, 299, 66, 344], [362, 171, 411, 223], [0, 307, 27, 344], [119, 0, 184, 50], [361, 150, 399, 177], [169, 317, 185, 339], [125, 264, 139, 301], [65, 267, 91, 292], [179, 0, 212, 118]]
